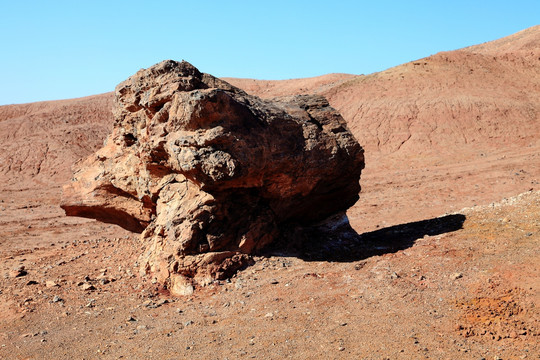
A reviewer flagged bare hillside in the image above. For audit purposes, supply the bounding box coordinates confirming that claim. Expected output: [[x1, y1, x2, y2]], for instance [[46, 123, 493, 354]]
[[0, 93, 114, 186], [0, 25, 539, 360]]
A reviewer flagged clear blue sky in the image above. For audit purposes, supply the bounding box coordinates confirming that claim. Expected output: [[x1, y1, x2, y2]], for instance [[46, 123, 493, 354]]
[[1, 0, 538, 105]]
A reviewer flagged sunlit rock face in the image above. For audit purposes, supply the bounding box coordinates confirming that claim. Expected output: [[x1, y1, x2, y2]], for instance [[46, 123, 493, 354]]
[[61, 60, 364, 293]]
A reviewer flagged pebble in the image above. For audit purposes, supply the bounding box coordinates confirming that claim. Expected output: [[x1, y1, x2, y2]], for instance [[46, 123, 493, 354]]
[[80, 283, 96, 291], [451, 273, 463, 280], [235, 280, 244, 289], [144, 299, 169, 309], [51, 295, 62, 303], [10, 265, 27, 278], [46, 280, 59, 288]]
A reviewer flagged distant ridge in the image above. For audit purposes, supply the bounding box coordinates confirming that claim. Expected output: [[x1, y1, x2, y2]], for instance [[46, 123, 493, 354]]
[[463, 24, 540, 55]]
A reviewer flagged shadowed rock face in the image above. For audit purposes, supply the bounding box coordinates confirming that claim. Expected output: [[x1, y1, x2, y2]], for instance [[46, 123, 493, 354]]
[[61, 60, 364, 293]]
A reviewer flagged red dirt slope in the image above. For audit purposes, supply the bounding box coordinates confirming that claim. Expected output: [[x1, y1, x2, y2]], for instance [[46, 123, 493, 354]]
[[0, 93, 114, 186]]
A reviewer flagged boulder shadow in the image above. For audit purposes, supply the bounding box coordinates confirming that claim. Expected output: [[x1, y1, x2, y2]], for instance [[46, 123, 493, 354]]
[[266, 213, 466, 262]]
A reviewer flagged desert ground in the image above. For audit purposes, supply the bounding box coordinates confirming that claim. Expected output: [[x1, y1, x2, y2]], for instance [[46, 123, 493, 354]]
[[0, 26, 538, 359]]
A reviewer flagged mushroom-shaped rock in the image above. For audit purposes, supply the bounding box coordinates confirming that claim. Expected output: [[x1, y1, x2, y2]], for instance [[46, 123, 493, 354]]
[[61, 60, 364, 292]]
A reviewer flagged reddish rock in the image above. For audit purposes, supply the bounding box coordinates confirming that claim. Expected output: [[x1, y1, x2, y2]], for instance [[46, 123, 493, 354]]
[[61, 60, 364, 292]]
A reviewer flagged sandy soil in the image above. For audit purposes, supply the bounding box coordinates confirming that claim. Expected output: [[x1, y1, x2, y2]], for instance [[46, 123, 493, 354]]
[[0, 186, 538, 359]]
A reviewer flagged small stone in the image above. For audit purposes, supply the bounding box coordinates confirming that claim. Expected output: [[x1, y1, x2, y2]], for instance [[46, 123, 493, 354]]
[[451, 273, 463, 280], [10, 266, 27, 278], [156, 299, 169, 307], [184, 320, 193, 327], [270, 280, 279, 285], [390, 272, 400, 279], [264, 312, 274, 318], [127, 316, 137, 322], [25, 280, 38, 285], [80, 283, 96, 291], [51, 295, 62, 303], [169, 275, 194, 296], [338, 347, 345, 351], [46, 280, 59, 288]]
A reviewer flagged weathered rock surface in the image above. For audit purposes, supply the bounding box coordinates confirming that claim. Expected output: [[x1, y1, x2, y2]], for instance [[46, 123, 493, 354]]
[[61, 60, 364, 292]]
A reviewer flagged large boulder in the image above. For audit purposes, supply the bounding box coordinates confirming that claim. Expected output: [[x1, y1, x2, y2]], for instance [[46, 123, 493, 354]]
[[61, 60, 364, 293]]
